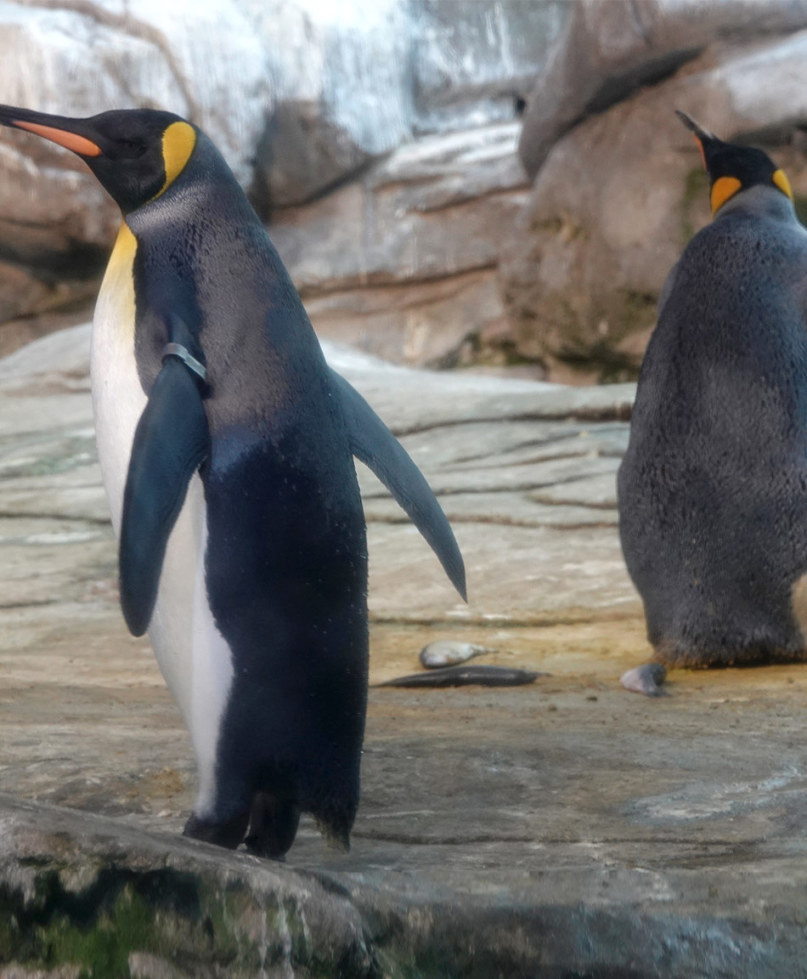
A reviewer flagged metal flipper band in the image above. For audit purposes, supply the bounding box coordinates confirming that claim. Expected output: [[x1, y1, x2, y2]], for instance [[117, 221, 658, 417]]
[[162, 342, 207, 382]]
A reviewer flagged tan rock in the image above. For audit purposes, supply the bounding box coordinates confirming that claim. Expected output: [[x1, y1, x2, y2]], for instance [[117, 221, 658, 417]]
[[518, 0, 807, 179], [3, 327, 807, 976], [500, 34, 807, 380], [270, 123, 531, 367]]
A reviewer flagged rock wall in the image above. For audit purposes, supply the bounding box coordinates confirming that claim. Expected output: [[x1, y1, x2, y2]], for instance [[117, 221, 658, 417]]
[[0, 0, 273, 348], [269, 123, 530, 367], [3, 1, 807, 378], [504, 0, 807, 381], [0, 0, 565, 364]]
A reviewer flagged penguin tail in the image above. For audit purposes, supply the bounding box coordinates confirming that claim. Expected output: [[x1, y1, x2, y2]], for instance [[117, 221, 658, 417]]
[[312, 804, 353, 852], [315, 818, 351, 853]]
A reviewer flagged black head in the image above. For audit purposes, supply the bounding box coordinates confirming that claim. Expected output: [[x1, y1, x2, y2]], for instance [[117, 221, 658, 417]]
[[676, 110, 793, 215], [0, 105, 198, 213]]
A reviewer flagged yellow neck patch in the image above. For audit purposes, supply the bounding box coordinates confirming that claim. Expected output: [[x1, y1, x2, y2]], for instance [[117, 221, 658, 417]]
[[157, 121, 197, 197], [710, 168, 794, 215], [710, 175, 742, 214], [773, 168, 793, 200]]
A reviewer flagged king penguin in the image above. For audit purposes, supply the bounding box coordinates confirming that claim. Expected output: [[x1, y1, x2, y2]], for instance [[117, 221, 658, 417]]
[[618, 111, 807, 673], [0, 105, 466, 857]]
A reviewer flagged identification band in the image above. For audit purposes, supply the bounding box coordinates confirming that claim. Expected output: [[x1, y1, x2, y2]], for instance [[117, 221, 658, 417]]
[[162, 342, 207, 382]]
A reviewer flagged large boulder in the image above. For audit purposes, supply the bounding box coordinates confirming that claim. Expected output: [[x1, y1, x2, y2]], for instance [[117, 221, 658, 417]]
[[7, 0, 807, 377], [0, 0, 271, 325], [246, 0, 414, 209], [518, 0, 807, 181], [500, 31, 807, 382], [0, 0, 565, 361], [2, 327, 807, 979], [249, 0, 566, 209], [269, 122, 530, 368], [408, 0, 568, 134]]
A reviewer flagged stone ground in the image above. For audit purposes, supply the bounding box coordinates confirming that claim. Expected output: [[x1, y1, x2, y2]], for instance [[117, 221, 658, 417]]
[[1, 326, 807, 978]]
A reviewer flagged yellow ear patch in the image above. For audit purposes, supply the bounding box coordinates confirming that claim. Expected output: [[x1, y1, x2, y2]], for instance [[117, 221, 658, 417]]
[[773, 168, 793, 200], [158, 121, 197, 196], [710, 175, 742, 214]]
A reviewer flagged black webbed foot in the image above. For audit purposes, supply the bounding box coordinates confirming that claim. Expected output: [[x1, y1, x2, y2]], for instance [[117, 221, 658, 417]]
[[243, 791, 301, 860]]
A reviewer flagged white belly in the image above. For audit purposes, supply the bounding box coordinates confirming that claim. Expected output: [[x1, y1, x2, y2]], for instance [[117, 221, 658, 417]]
[[91, 222, 232, 816]]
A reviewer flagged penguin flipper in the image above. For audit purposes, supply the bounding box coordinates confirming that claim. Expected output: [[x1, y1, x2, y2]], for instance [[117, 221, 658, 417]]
[[120, 356, 209, 636], [329, 368, 467, 601]]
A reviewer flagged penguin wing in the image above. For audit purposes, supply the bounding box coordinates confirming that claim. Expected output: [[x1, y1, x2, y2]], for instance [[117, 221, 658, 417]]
[[119, 355, 209, 636], [329, 368, 467, 600]]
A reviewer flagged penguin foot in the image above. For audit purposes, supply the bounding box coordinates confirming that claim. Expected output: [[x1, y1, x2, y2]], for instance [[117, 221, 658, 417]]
[[183, 809, 249, 850], [243, 792, 301, 860], [620, 662, 667, 697]]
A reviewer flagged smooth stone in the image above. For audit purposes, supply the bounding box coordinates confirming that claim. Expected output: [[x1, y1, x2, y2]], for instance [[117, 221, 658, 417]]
[[419, 640, 492, 669], [620, 662, 668, 697]]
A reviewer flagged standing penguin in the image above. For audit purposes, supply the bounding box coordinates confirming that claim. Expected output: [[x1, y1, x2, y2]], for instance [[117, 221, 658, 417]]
[[0, 106, 466, 857], [618, 111, 807, 677]]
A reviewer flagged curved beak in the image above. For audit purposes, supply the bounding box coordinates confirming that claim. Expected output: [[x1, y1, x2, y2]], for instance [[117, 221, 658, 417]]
[[0, 105, 102, 157]]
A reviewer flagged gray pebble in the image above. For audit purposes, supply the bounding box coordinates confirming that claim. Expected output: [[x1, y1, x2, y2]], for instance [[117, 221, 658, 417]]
[[620, 662, 667, 697], [419, 640, 492, 669]]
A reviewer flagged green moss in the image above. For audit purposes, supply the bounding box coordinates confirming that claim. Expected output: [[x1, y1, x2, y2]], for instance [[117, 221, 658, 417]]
[[530, 214, 587, 242], [0, 869, 246, 978], [37, 888, 159, 978], [1, 868, 377, 979]]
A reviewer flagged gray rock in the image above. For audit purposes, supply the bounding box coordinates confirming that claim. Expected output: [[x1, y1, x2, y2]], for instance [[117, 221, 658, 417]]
[[245, 0, 413, 208], [270, 123, 531, 366], [0, 1, 566, 366], [620, 662, 668, 696], [7, 1, 807, 379], [4, 729, 807, 977], [411, 0, 568, 133], [254, 98, 374, 208], [0, 794, 377, 979], [0, 0, 272, 324], [4, 326, 807, 974], [518, 0, 807, 180], [0, 323, 638, 630], [0, 1, 270, 187], [248, 0, 566, 208]]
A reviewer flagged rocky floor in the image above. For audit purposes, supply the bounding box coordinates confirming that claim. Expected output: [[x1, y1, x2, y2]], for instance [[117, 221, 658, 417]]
[[1, 326, 806, 978]]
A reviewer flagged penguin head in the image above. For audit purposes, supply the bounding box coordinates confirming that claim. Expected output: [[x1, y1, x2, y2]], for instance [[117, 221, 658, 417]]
[[0, 105, 197, 213], [676, 110, 793, 216]]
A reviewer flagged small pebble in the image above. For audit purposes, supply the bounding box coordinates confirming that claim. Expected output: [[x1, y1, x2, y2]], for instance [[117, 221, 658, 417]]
[[620, 662, 667, 697], [419, 640, 493, 670]]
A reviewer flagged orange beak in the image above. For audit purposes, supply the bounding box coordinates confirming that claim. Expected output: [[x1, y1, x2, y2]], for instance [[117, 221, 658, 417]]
[[0, 105, 102, 157]]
